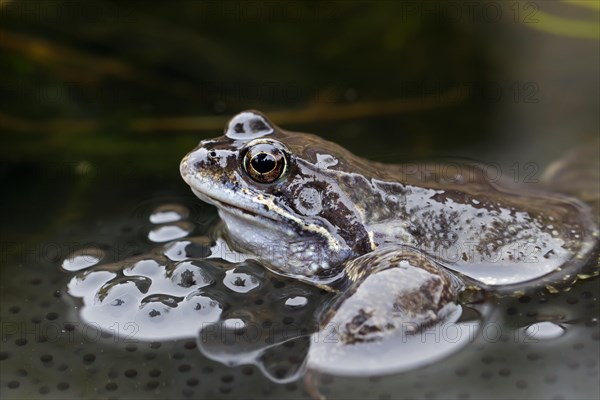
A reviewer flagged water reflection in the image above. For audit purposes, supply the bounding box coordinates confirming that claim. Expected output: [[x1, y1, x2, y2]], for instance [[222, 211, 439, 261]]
[[64, 207, 481, 382]]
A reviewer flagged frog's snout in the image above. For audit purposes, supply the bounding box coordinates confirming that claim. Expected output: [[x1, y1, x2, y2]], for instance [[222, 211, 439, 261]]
[[179, 153, 192, 183], [180, 149, 205, 181], [181, 144, 232, 187]]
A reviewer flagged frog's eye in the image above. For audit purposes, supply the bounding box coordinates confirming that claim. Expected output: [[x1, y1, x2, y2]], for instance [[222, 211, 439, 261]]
[[242, 142, 287, 184]]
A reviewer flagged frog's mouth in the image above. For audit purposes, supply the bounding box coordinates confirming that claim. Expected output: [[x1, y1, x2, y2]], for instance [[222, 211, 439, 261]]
[[190, 187, 281, 225]]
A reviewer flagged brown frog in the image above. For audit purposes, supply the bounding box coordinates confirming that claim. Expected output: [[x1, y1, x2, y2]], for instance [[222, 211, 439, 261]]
[[180, 110, 598, 353]]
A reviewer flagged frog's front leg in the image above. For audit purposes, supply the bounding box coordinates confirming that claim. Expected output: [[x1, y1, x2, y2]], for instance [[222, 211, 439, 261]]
[[324, 246, 462, 343], [308, 246, 467, 375]]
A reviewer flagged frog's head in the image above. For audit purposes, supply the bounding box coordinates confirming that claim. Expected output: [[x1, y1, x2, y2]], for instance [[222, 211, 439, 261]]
[[180, 111, 373, 281]]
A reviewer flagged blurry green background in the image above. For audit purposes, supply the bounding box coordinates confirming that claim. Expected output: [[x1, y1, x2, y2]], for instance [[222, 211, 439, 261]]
[[1, 0, 598, 241]]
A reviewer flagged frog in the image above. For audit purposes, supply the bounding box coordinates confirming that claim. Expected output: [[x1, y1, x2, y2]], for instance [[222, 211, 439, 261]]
[[180, 110, 598, 351]]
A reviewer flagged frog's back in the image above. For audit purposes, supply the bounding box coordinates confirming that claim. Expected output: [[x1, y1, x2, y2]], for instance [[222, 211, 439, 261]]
[[340, 158, 598, 288]]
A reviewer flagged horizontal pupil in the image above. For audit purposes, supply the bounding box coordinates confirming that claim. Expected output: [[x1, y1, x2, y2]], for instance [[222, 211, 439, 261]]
[[251, 153, 276, 174]]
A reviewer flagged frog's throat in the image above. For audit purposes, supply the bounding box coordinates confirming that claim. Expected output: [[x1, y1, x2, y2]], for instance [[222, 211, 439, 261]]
[[250, 193, 342, 252], [190, 186, 342, 253]]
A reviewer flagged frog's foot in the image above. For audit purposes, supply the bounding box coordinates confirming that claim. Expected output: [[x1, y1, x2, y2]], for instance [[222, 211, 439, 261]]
[[307, 246, 479, 376]]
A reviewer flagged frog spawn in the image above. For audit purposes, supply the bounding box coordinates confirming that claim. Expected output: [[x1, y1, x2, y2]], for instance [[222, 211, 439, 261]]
[[64, 204, 330, 382], [66, 239, 328, 382], [63, 203, 487, 381]]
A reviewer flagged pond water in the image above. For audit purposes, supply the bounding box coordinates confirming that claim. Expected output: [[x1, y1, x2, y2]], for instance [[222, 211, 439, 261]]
[[1, 153, 598, 399], [1, 1, 598, 399]]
